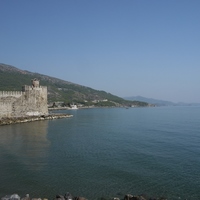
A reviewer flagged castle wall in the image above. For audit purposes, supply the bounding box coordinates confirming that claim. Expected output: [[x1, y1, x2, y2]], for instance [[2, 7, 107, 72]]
[[0, 100, 14, 118], [0, 86, 48, 119]]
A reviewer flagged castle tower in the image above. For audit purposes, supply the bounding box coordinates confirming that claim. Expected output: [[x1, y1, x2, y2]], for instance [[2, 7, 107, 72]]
[[32, 78, 40, 88]]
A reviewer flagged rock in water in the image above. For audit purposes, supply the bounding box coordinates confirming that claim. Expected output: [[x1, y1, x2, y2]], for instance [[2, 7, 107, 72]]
[[64, 193, 73, 200]]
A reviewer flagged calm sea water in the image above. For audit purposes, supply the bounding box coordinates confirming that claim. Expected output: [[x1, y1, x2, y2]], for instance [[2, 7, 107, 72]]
[[0, 107, 200, 200]]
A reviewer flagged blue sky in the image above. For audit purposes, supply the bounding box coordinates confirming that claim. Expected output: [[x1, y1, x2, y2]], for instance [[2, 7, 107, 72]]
[[0, 0, 200, 103]]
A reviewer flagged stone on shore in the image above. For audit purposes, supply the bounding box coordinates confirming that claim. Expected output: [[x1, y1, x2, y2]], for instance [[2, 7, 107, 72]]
[[1, 194, 20, 200], [1, 193, 167, 200], [54, 193, 88, 200]]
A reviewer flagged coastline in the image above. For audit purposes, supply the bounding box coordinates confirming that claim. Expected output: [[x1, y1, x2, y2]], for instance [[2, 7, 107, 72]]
[[0, 113, 73, 126]]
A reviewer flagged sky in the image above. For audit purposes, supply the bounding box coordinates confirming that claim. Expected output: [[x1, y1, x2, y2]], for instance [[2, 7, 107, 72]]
[[0, 0, 200, 103]]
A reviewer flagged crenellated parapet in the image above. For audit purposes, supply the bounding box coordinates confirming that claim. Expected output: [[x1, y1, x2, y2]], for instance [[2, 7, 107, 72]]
[[22, 85, 47, 92], [0, 91, 23, 98]]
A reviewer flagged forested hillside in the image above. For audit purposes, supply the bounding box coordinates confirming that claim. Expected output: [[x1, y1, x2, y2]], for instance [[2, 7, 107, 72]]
[[0, 63, 149, 107]]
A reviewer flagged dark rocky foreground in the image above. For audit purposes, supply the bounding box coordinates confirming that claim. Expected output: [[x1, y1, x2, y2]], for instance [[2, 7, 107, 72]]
[[0, 114, 73, 126], [54, 193, 167, 200], [1, 193, 168, 200]]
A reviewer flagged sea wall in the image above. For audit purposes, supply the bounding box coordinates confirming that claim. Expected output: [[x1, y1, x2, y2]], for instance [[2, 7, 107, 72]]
[[0, 114, 73, 126]]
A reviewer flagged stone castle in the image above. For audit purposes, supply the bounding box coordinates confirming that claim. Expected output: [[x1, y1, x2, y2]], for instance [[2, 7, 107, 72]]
[[0, 79, 48, 119]]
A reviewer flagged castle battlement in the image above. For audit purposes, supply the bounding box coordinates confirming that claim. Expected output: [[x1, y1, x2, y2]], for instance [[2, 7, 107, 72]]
[[0, 91, 23, 98], [22, 85, 47, 92]]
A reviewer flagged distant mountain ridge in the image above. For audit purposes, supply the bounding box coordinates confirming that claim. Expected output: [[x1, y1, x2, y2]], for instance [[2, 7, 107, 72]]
[[124, 96, 200, 106], [0, 63, 149, 107]]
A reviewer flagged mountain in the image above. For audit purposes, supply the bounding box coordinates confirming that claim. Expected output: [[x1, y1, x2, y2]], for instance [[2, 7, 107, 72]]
[[0, 63, 149, 107], [124, 96, 174, 106], [124, 96, 200, 106]]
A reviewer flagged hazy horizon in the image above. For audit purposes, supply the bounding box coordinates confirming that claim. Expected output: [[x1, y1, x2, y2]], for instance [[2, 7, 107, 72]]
[[1, 1, 199, 103]]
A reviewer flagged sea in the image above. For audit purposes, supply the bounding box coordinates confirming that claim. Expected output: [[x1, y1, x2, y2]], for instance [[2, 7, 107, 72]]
[[0, 106, 200, 200]]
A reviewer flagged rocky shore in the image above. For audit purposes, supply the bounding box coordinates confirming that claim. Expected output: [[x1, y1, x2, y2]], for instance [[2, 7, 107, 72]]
[[0, 114, 73, 126], [1, 193, 168, 200]]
